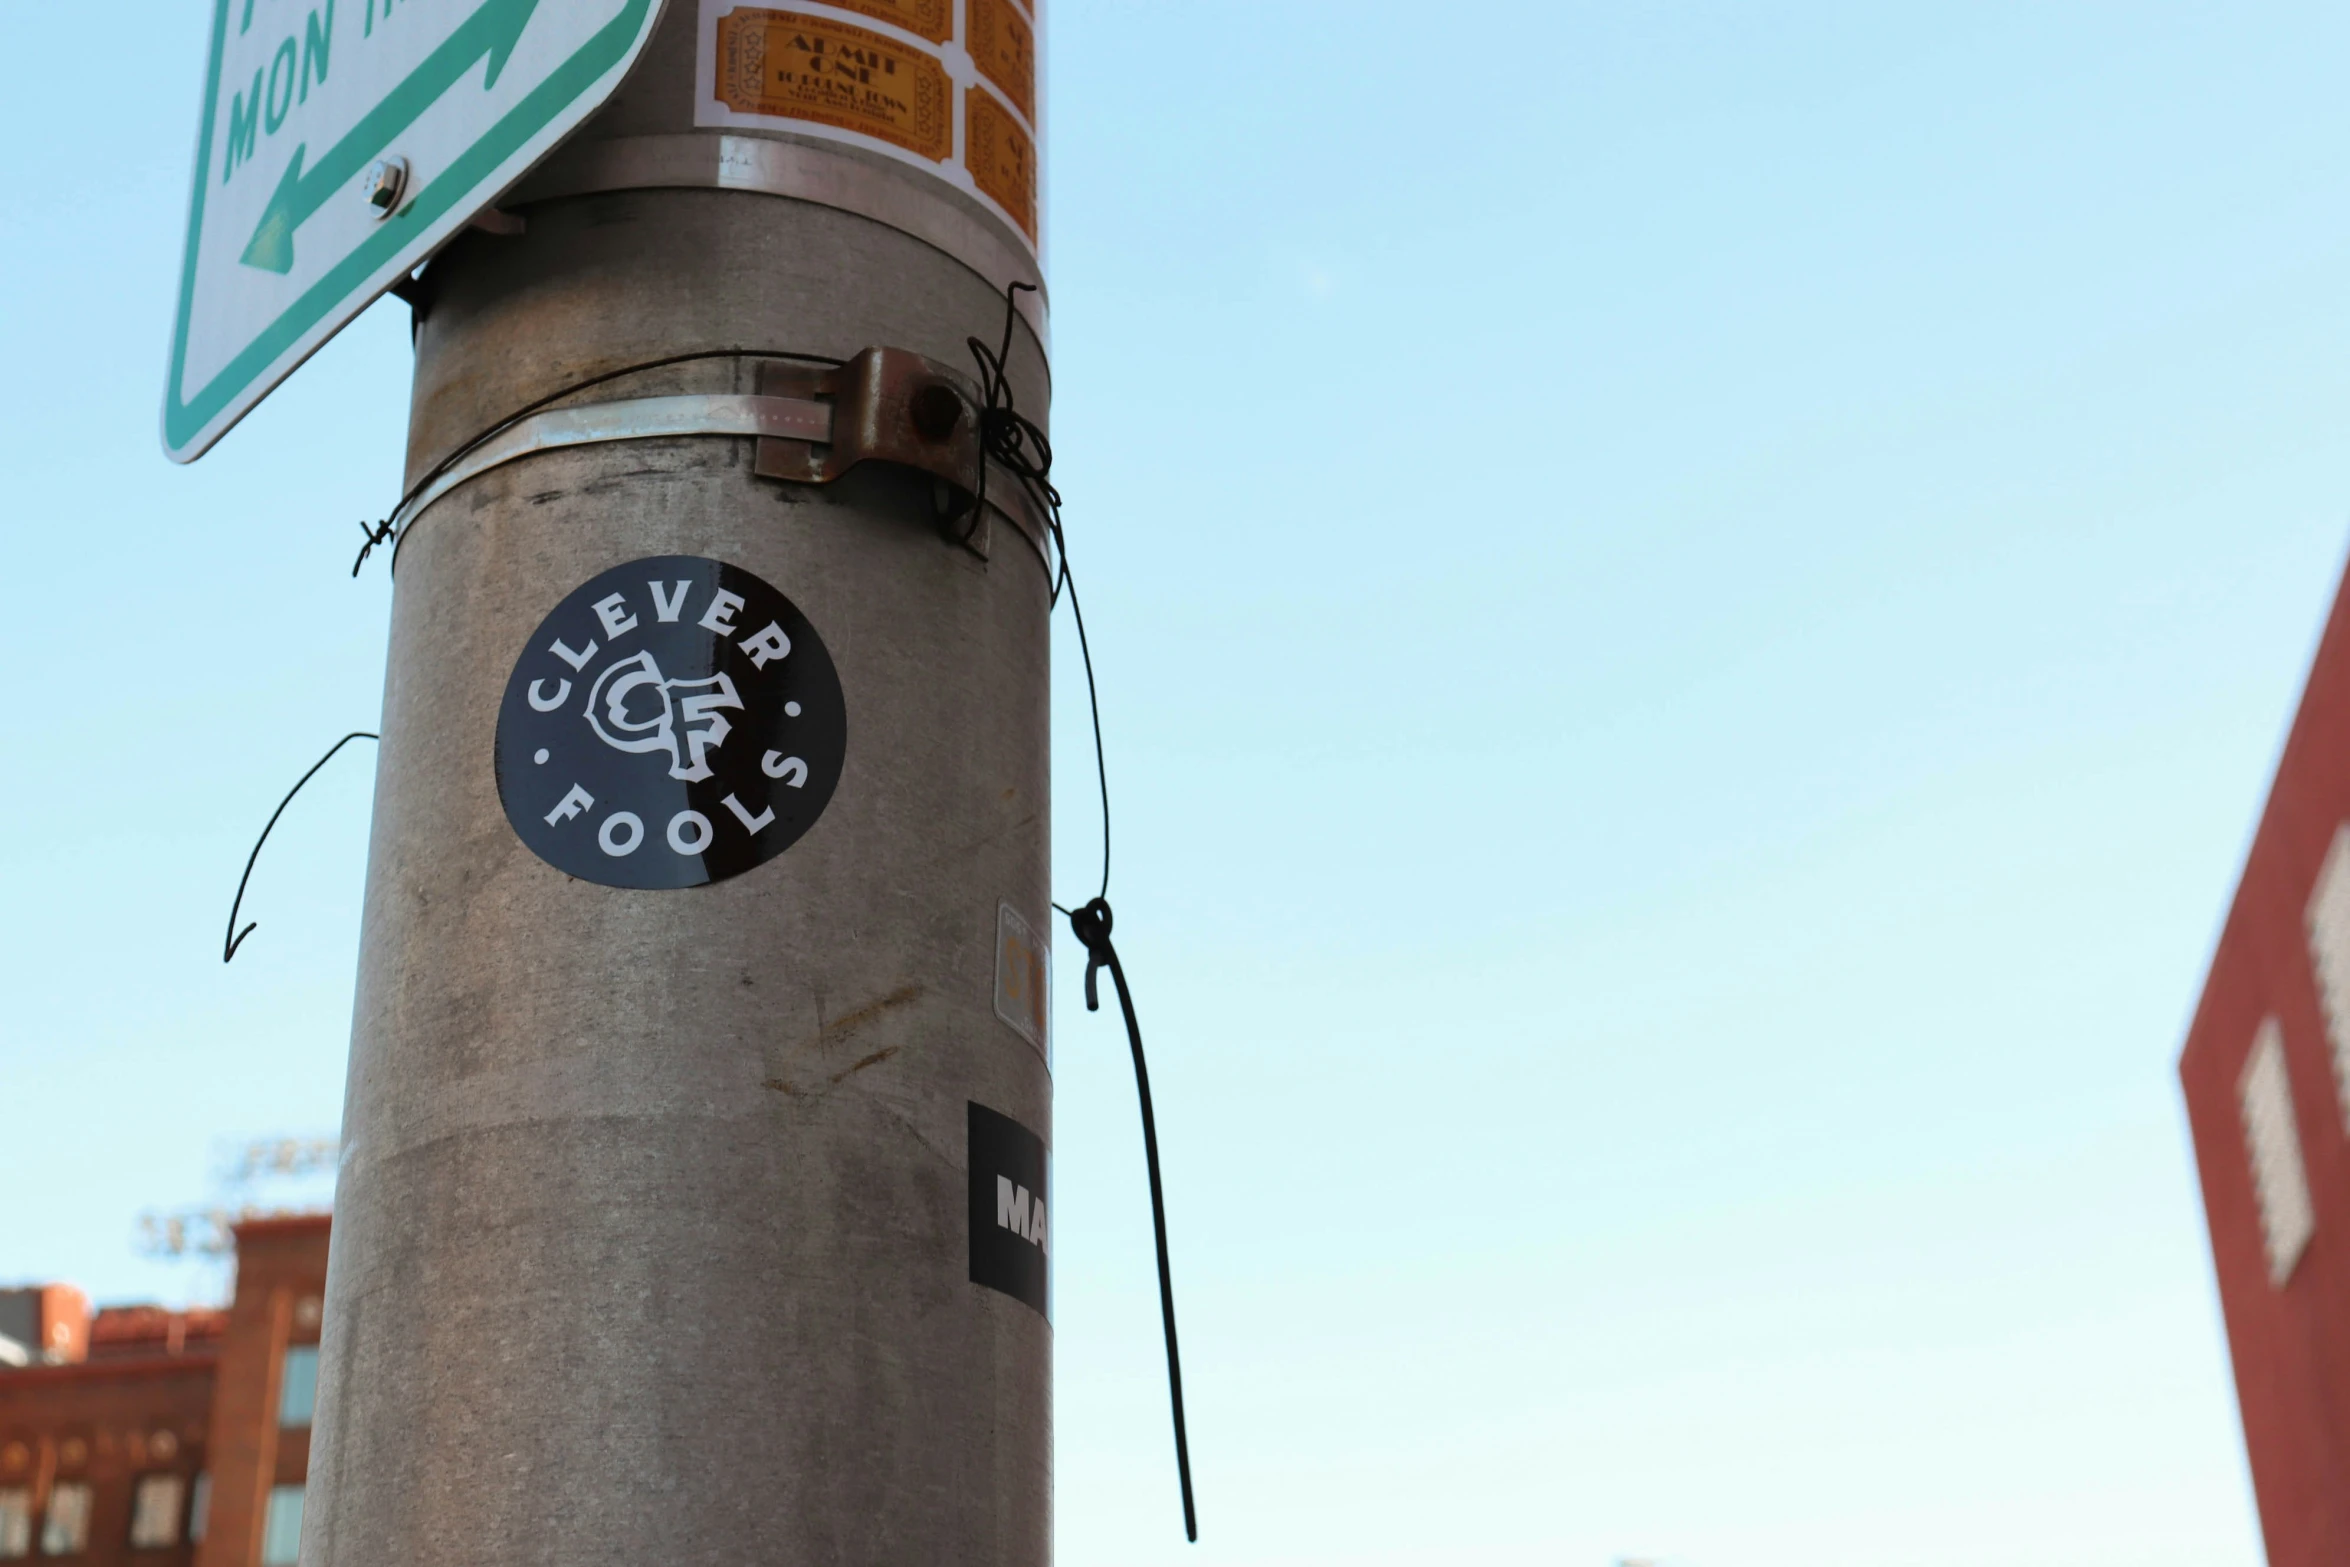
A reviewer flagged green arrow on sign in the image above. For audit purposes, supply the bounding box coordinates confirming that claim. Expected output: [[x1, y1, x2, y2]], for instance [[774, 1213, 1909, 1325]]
[[241, 0, 543, 274]]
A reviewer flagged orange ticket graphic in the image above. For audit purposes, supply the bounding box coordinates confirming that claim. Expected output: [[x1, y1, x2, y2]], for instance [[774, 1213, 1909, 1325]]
[[715, 9, 952, 161], [964, 86, 1036, 240], [967, 0, 1035, 121], [823, 0, 951, 45]]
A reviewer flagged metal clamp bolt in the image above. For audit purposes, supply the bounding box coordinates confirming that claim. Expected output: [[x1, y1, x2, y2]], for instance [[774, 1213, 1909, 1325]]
[[362, 157, 409, 218], [755, 348, 1004, 554], [908, 382, 965, 443]]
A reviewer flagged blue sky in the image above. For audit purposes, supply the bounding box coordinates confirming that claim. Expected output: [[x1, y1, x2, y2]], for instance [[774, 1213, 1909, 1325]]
[[10, 2, 2350, 1563]]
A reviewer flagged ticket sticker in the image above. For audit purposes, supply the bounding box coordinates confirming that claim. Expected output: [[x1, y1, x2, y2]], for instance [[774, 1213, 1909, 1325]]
[[994, 900, 1051, 1063], [964, 87, 1037, 241], [698, 0, 1043, 257], [826, 0, 952, 44], [714, 10, 953, 162], [967, 0, 1035, 121]]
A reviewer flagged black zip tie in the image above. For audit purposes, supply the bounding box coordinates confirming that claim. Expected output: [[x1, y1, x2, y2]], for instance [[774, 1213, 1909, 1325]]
[[353, 345, 835, 580], [223, 731, 379, 962], [1063, 894, 1197, 1543], [968, 285, 1108, 897], [972, 282, 1194, 1540], [966, 284, 1063, 574], [351, 517, 393, 577]]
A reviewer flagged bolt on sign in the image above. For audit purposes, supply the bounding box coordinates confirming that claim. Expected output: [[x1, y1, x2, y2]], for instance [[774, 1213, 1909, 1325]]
[[161, 0, 670, 463], [695, 0, 1039, 249]]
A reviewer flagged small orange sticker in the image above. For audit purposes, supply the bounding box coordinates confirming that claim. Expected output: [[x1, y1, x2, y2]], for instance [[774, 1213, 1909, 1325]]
[[966, 0, 1035, 121], [994, 901, 1051, 1060], [715, 9, 952, 162], [964, 87, 1037, 240], [822, 0, 951, 45]]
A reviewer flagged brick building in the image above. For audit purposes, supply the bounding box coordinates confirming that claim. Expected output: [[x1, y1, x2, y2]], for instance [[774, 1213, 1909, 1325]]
[[0, 1217, 327, 1567], [2181, 558, 2350, 1565]]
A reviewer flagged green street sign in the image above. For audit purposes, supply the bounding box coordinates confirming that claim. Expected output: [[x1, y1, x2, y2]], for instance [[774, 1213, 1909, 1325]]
[[163, 0, 666, 463]]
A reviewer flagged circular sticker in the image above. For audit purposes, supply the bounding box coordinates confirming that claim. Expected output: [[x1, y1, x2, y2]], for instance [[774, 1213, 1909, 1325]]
[[495, 556, 847, 889]]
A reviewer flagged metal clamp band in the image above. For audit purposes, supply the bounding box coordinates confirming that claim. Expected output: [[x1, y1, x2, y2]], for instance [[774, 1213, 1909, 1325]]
[[392, 353, 1051, 575], [392, 393, 831, 535]]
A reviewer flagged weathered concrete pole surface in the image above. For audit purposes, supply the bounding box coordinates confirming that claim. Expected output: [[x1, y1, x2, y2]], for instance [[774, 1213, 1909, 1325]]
[[303, 2, 1054, 1562]]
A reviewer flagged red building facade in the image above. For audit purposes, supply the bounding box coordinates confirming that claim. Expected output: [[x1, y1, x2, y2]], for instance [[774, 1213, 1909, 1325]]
[[0, 1218, 327, 1567], [2182, 561, 2350, 1565]]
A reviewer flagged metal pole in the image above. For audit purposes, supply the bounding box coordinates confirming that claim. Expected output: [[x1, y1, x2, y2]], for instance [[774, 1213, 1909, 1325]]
[[301, 2, 1055, 1560]]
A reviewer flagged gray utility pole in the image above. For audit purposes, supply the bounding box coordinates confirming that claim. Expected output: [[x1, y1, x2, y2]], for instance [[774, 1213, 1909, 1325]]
[[301, 2, 1056, 1562]]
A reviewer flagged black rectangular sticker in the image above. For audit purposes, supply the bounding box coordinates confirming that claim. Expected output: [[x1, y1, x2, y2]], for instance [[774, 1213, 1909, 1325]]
[[968, 1100, 1048, 1316]]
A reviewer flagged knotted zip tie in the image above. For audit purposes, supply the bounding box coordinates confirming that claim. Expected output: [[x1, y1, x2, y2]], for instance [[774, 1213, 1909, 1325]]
[[1065, 895, 1198, 1543]]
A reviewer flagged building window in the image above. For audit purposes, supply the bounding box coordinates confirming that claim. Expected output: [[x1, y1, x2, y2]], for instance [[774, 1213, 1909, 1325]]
[[0, 1490, 30, 1560], [39, 1484, 90, 1557], [186, 1476, 208, 1546], [2242, 1019, 2318, 1286], [127, 1476, 185, 1551], [2306, 824, 2350, 1128], [278, 1346, 319, 1428], [260, 1486, 303, 1567]]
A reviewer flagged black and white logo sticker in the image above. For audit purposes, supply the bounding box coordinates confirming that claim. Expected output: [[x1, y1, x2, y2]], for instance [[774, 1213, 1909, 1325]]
[[495, 556, 847, 890], [969, 1101, 1049, 1316]]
